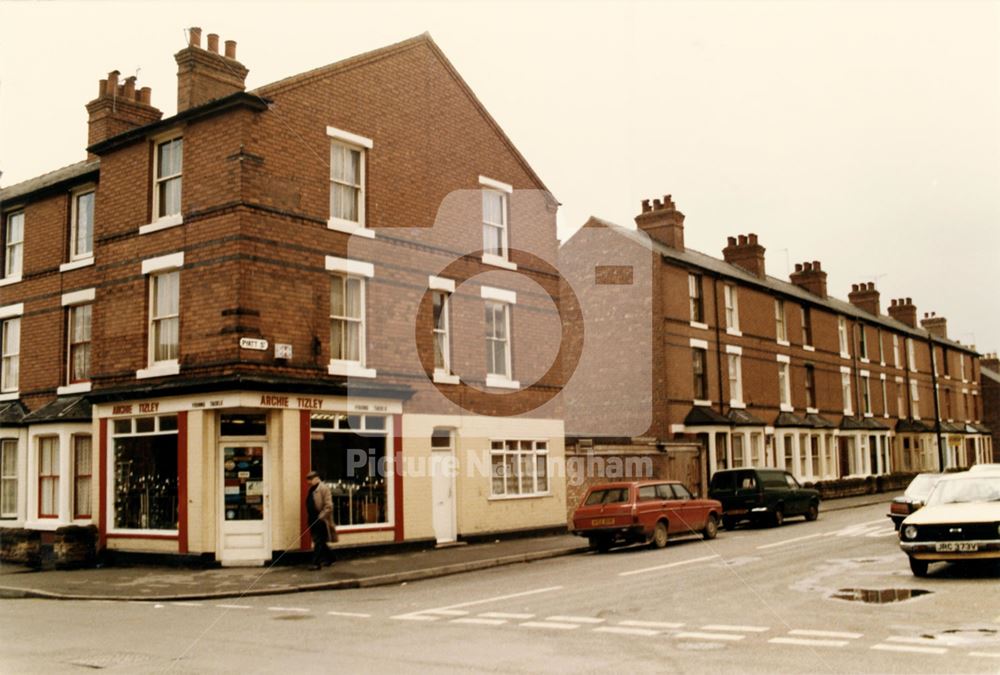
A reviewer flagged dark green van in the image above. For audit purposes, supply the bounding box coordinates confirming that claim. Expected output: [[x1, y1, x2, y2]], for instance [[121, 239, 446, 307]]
[[708, 468, 820, 529]]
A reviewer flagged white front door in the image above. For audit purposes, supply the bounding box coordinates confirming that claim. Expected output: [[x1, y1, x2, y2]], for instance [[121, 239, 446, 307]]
[[219, 443, 269, 565], [431, 431, 456, 544]]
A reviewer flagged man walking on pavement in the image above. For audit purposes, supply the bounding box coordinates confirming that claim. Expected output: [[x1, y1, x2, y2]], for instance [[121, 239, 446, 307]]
[[305, 470, 338, 569]]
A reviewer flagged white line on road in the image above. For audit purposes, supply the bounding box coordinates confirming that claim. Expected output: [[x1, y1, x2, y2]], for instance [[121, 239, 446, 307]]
[[594, 626, 660, 637], [619, 554, 719, 577], [619, 620, 685, 629], [267, 606, 308, 613], [970, 651, 1000, 659], [424, 609, 470, 617], [756, 533, 828, 550], [171, 602, 204, 607], [479, 612, 535, 620], [788, 629, 862, 639], [886, 636, 941, 646], [521, 621, 581, 630], [327, 611, 371, 618], [546, 615, 605, 624], [390, 585, 562, 622], [871, 643, 947, 655], [674, 631, 745, 642], [451, 617, 507, 626], [701, 624, 769, 633], [390, 615, 439, 621], [215, 604, 251, 610], [769, 637, 848, 648]]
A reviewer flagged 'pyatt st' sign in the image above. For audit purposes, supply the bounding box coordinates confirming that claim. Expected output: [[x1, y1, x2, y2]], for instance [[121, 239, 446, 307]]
[[239, 338, 268, 351]]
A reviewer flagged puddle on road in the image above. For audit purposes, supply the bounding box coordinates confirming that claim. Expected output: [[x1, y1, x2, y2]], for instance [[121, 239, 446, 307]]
[[831, 588, 931, 604]]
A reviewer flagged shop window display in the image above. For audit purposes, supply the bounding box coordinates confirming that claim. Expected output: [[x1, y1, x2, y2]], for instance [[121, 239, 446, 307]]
[[113, 415, 178, 530], [310, 414, 388, 527]]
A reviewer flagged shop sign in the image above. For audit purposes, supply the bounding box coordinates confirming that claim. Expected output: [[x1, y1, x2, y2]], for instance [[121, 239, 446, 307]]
[[240, 337, 269, 351]]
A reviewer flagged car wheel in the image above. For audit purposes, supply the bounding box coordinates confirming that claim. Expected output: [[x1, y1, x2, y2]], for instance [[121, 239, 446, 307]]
[[651, 521, 669, 549], [805, 502, 819, 522], [772, 507, 785, 528], [702, 514, 719, 540], [909, 556, 929, 577], [722, 516, 738, 531]]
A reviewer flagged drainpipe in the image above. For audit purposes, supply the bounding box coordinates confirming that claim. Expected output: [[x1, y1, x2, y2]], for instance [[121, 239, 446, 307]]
[[928, 335, 946, 471]]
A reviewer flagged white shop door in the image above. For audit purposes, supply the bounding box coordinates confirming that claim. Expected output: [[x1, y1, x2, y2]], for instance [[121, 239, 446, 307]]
[[219, 443, 269, 566]]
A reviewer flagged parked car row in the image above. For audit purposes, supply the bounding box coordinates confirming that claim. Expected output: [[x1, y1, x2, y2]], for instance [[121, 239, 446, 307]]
[[570, 468, 821, 553]]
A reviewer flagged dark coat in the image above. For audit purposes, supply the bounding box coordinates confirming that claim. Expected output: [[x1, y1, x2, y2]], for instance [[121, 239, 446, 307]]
[[310, 481, 338, 542]]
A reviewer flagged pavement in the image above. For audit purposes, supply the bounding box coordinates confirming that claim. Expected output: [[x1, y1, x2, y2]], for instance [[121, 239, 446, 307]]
[[0, 490, 898, 602]]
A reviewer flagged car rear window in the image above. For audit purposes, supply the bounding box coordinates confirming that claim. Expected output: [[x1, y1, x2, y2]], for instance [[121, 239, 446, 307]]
[[585, 488, 630, 505], [638, 486, 658, 501]]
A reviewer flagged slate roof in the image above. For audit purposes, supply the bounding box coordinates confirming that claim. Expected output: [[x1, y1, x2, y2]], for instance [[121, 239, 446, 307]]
[[22, 397, 93, 424], [0, 400, 29, 425], [0, 160, 99, 203], [684, 406, 731, 426]]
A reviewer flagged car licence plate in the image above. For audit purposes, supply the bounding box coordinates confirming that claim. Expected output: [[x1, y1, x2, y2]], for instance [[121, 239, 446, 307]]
[[590, 518, 615, 527], [934, 542, 978, 553]]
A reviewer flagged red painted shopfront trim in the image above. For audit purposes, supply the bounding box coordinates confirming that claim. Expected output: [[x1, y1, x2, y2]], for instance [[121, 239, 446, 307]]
[[98, 418, 108, 550], [300, 409, 312, 551], [393, 414, 404, 542], [177, 411, 188, 554]]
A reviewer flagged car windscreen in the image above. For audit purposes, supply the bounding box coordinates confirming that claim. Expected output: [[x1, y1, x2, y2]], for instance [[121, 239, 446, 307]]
[[585, 488, 630, 506], [904, 474, 942, 499], [758, 471, 788, 488], [924, 476, 1000, 506], [710, 473, 734, 490]]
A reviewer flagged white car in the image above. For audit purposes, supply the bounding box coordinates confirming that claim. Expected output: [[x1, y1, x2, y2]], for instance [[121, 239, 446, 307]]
[[898, 472, 1000, 577]]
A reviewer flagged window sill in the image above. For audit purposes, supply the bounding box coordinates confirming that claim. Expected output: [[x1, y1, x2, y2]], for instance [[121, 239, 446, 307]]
[[139, 214, 183, 235], [482, 253, 517, 271], [693, 399, 712, 407], [327, 218, 375, 238], [59, 257, 94, 272], [328, 360, 377, 378], [690, 321, 709, 331], [840, 352, 851, 360], [57, 382, 92, 395], [806, 407, 819, 414], [488, 492, 552, 502], [861, 357, 870, 364], [779, 404, 794, 412], [776, 339, 791, 347], [136, 361, 180, 379], [485, 374, 520, 390], [843, 409, 854, 416], [729, 400, 746, 409], [0, 392, 19, 402], [725, 327, 742, 337], [803, 345, 815, 352], [863, 412, 873, 418], [0, 276, 22, 288], [433, 371, 460, 385]]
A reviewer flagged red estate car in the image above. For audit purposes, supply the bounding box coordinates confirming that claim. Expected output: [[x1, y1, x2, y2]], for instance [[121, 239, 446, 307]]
[[571, 480, 723, 552]]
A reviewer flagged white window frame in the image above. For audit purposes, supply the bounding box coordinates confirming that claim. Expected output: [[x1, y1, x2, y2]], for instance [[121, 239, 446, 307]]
[[0, 303, 23, 399], [861, 372, 872, 416], [0, 438, 18, 519], [726, 345, 743, 407], [960, 354, 967, 382], [893, 334, 901, 368], [841, 366, 854, 415], [2, 210, 24, 283], [689, 274, 704, 325], [143, 134, 184, 233], [805, 364, 817, 413], [484, 295, 518, 389], [775, 299, 788, 345], [801, 306, 813, 348], [64, 302, 93, 393], [880, 374, 889, 419], [838, 316, 850, 358], [480, 176, 515, 270], [724, 284, 740, 335], [489, 439, 550, 499], [910, 380, 921, 419], [429, 276, 459, 384], [877, 328, 885, 365], [137, 252, 183, 379], [72, 434, 93, 520], [858, 324, 869, 362], [896, 376, 906, 418], [906, 338, 917, 372], [69, 186, 96, 262], [37, 435, 60, 519], [327, 126, 374, 237], [107, 414, 180, 535], [776, 354, 792, 411]]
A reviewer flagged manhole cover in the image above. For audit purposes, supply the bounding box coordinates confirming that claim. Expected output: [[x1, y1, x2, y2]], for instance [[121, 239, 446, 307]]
[[831, 588, 931, 603], [273, 614, 314, 620]]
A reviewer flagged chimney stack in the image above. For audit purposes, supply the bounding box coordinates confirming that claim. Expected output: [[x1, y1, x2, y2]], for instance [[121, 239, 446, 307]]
[[634, 194, 685, 250], [789, 260, 828, 297], [722, 232, 767, 278], [920, 311, 948, 339], [888, 297, 918, 328], [175, 26, 249, 113], [848, 281, 881, 315], [982, 352, 999, 374], [86, 69, 163, 158]]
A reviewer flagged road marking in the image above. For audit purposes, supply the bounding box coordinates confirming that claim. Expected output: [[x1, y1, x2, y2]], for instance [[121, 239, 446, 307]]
[[327, 611, 371, 618], [871, 643, 947, 655], [619, 554, 719, 577], [970, 651, 1000, 659], [756, 533, 827, 550], [171, 602, 204, 607], [521, 621, 581, 630], [886, 636, 941, 646], [479, 612, 535, 620], [701, 624, 769, 633], [788, 629, 862, 639], [770, 637, 848, 648], [390, 585, 562, 622], [619, 620, 685, 629], [595, 626, 660, 637], [424, 609, 470, 617], [451, 617, 507, 626], [546, 615, 605, 624], [675, 631, 745, 641], [268, 606, 308, 613], [215, 604, 251, 610]]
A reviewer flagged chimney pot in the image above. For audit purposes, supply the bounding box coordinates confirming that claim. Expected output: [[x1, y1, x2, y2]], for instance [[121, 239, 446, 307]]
[[803, 262, 812, 271], [207, 33, 220, 53], [98, 79, 107, 98], [652, 198, 662, 210], [727, 236, 737, 247], [738, 234, 748, 246], [225, 40, 237, 59], [641, 199, 651, 213], [106, 70, 120, 95], [813, 260, 821, 269], [906, 297, 912, 305], [794, 263, 803, 272], [189, 26, 202, 48], [139, 87, 152, 105], [123, 76, 136, 99], [852, 283, 859, 292], [748, 233, 758, 245]]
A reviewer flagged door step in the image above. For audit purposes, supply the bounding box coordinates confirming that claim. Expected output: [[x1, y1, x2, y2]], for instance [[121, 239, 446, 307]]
[[434, 541, 468, 549]]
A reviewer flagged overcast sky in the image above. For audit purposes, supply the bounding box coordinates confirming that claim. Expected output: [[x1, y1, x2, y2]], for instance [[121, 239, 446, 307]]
[[2, 1, 998, 355]]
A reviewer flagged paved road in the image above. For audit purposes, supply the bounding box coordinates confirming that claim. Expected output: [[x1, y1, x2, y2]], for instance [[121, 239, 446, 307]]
[[2, 502, 999, 673]]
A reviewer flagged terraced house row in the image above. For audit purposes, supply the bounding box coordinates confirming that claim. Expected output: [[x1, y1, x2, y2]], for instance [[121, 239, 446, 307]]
[[563, 197, 993, 495], [0, 29, 567, 565]]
